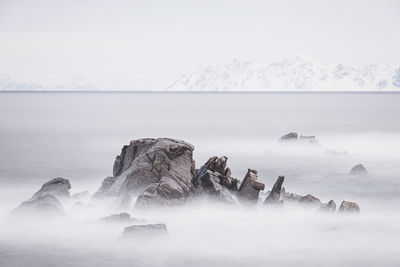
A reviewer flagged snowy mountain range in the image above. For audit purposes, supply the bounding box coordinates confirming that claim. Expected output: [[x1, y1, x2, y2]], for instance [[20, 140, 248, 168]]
[[166, 57, 400, 91]]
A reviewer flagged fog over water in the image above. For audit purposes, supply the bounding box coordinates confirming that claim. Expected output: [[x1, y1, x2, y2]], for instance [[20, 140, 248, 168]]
[[0, 92, 400, 266]]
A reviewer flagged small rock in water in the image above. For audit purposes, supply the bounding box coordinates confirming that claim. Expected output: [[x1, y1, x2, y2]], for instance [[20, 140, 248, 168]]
[[122, 223, 168, 238], [264, 176, 285, 205], [320, 200, 336, 212], [299, 194, 321, 206], [349, 164, 368, 176], [339, 201, 360, 213], [279, 132, 298, 141]]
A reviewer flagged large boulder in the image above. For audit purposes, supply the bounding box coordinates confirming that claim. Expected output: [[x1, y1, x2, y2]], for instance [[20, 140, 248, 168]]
[[349, 164, 368, 176], [32, 177, 71, 199], [11, 194, 65, 216], [238, 169, 265, 204], [339, 201, 360, 213], [264, 176, 285, 204], [93, 138, 195, 207]]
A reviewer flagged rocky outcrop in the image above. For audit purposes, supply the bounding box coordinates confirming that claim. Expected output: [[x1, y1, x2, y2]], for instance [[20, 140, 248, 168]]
[[93, 138, 196, 208], [279, 132, 318, 144], [192, 156, 240, 204], [100, 212, 131, 223], [122, 223, 168, 239], [279, 132, 298, 141], [298, 194, 321, 206], [238, 169, 265, 204], [339, 201, 360, 213], [32, 177, 71, 199], [264, 176, 284, 204], [11, 194, 65, 216], [281, 187, 303, 202], [349, 164, 368, 176], [320, 200, 336, 212]]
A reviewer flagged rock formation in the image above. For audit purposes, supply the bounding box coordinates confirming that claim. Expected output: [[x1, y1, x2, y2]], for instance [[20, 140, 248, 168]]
[[279, 132, 318, 144], [71, 191, 91, 201], [122, 223, 168, 239], [11, 177, 71, 216], [11, 194, 65, 216], [349, 164, 368, 176], [32, 177, 71, 199], [339, 201, 360, 213], [93, 138, 195, 207], [238, 169, 265, 204], [279, 132, 298, 141], [298, 194, 322, 206], [264, 176, 285, 204], [192, 156, 241, 204], [281, 187, 303, 202], [320, 200, 337, 212]]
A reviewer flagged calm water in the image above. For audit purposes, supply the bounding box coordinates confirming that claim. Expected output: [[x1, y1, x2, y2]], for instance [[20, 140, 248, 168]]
[[0, 92, 400, 267]]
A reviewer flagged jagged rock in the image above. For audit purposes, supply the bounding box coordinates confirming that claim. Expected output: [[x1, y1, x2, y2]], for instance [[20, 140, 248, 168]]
[[281, 187, 303, 202], [238, 169, 265, 204], [71, 191, 91, 201], [339, 201, 360, 213], [279, 132, 298, 141], [32, 177, 71, 199], [192, 156, 239, 203], [349, 164, 368, 176], [299, 194, 321, 206], [320, 200, 336, 212], [122, 223, 168, 239], [264, 176, 285, 204], [11, 194, 64, 216], [93, 138, 195, 207]]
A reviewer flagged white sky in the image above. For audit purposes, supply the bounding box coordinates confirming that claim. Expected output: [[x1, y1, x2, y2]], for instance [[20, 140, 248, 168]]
[[0, 0, 399, 89]]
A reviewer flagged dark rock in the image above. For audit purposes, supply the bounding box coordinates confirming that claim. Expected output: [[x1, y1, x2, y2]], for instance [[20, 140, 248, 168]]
[[299, 194, 321, 206], [93, 138, 195, 207], [32, 177, 71, 199], [264, 176, 284, 204], [238, 169, 264, 204], [279, 132, 298, 141], [320, 200, 336, 212], [349, 164, 368, 176], [339, 201, 360, 213], [11, 194, 64, 216], [122, 223, 168, 238], [196, 170, 236, 204]]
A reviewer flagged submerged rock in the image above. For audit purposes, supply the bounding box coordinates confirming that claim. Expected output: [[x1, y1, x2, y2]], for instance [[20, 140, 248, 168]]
[[349, 164, 368, 176], [32, 177, 71, 199], [11, 194, 64, 216], [299, 135, 318, 144], [93, 138, 195, 207], [238, 169, 265, 204], [339, 201, 360, 213], [122, 223, 168, 238], [100, 212, 131, 223], [279, 132, 318, 144], [264, 176, 285, 204], [299, 194, 321, 206], [320, 200, 336, 212]]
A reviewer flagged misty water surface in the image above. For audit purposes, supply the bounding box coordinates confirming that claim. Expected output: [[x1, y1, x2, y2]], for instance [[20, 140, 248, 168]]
[[0, 92, 399, 267]]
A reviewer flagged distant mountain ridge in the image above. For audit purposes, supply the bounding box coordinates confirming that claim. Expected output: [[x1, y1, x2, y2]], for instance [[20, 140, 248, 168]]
[[166, 57, 400, 91]]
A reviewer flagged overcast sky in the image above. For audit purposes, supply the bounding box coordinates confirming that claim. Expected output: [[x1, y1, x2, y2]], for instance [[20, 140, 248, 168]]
[[0, 0, 399, 89]]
